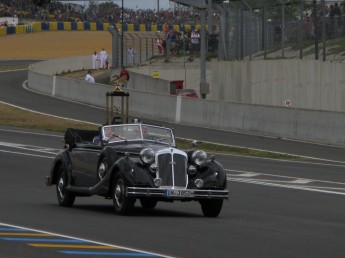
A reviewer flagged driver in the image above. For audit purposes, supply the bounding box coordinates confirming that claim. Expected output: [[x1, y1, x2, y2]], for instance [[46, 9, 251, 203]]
[[103, 126, 113, 138], [103, 126, 124, 142], [142, 126, 149, 139]]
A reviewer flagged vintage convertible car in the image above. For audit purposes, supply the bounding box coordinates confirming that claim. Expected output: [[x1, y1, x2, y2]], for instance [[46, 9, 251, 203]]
[[46, 123, 229, 217]]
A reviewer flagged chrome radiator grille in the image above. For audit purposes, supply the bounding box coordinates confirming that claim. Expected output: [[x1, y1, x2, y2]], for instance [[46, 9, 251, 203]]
[[157, 150, 187, 188]]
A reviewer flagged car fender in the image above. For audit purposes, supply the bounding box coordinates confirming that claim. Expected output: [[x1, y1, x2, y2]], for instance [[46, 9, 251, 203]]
[[190, 160, 227, 189], [47, 150, 72, 186], [97, 147, 118, 173], [111, 156, 155, 187]]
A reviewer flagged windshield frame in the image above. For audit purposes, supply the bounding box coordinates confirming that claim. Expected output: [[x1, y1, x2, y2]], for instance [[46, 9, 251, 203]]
[[102, 124, 175, 146]]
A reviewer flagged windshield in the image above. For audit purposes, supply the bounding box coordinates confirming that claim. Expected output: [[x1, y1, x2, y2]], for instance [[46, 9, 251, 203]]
[[102, 124, 174, 145]]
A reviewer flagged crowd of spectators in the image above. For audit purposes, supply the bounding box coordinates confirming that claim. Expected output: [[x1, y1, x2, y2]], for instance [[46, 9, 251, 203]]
[[271, 1, 345, 44], [0, 0, 218, 26], [302, 1, 345, 39], [0, 0, 219, 56]]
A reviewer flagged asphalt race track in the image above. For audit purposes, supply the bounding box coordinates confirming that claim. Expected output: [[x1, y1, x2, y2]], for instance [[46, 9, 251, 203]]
[[0, 69, 345, 258]]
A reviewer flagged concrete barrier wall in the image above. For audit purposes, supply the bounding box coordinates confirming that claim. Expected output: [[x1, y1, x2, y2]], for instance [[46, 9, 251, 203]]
[[211, 60, 345, 112], [179, 99, 345, 145], [54, 77, 112, 106], [129, 73, 171, 94], [32, 56, 91, 74], [129, 91, 177, 122], [28, 72, 53, 95], [130, 66, 213, 94], [27, 57, 345, 147]]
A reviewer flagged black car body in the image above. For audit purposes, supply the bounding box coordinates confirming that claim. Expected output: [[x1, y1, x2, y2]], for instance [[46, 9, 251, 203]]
[[46, 123, 229, 217]]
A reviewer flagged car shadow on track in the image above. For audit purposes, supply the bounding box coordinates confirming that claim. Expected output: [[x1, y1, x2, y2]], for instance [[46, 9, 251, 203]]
[[77, 204, 202, 217], [45, 202, 204, 217]]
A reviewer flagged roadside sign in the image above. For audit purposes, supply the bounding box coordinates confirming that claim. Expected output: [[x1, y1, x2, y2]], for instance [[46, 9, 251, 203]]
[[153, 71, 159, 79]]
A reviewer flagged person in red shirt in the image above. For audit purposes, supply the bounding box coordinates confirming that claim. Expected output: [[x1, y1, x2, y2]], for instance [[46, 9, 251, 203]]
[[118, 66, 129, 88]]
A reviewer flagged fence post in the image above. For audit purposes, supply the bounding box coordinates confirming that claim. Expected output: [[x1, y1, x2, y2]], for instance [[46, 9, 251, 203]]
[[321, 0, 326, 61], [313, 0, 319, 60], [109, 26, 119, 69], [146, 38, 148, 61], [299, 0, 303, 59]]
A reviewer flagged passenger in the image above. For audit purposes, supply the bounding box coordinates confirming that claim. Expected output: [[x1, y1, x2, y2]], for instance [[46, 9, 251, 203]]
[[142, 126, 149, 139], [92, 135, 101, 145]]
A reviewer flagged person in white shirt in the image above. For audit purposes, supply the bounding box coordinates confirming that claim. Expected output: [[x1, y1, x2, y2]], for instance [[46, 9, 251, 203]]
[[127, 46, 136, 66], [190, 30, 200, 53], [99, 48, 108, 69], [155, 37, 163, 54], [85, 70, 95, 83], [92, 51, 99, 70]]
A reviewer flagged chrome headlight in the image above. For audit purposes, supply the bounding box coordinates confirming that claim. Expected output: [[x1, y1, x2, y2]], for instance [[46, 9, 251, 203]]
[[191, 150, 207, 166], [140, 148, 155, 164], [195, 179, 204, 188]]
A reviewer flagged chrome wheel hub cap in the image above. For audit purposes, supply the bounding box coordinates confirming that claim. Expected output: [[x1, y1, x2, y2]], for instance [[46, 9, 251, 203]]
[[115, 183, 123, 207], [98, 163, 106, 179], [58, 178, 64, 197]]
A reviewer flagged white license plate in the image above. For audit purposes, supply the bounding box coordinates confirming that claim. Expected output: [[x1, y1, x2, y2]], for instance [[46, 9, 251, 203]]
[[165, 189, 194, 197]]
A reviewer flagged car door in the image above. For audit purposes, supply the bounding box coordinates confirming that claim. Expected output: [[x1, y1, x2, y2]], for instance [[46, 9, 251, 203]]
[[70, 145, 101, 187]]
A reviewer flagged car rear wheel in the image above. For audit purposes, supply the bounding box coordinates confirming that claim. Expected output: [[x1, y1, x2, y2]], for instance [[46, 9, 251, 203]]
[[56, 165, 75, 207], [139, 198, 158, 209], [112, 174, 135, 215], [200, 199, 223, 217]]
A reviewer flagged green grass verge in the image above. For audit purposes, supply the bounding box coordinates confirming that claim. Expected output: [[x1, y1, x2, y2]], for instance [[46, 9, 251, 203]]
[[0, 65, 29, 71], [0, 103, 99, 132]]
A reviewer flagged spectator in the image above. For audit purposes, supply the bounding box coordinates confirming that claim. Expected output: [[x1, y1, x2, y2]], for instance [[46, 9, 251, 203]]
[[99, 48, 108, 69], [92, 51, 99, 70], [118, 66, 129, 88], [166, 29, 177, 55], [155, 37, 164, 54], [85, 70, 95, 83], [190, 29, 200, 54], [127, 46, 136, 66]]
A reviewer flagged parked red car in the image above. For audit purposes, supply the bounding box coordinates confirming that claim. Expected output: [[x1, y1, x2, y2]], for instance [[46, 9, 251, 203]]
[[176, 89, 198, 98]]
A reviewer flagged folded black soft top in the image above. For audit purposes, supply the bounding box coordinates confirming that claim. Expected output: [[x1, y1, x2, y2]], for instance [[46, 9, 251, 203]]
[[64, 128, 99, 147]]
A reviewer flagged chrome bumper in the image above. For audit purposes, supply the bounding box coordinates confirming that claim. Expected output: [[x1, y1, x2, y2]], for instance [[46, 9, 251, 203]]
[[126, 187, 229, 199]]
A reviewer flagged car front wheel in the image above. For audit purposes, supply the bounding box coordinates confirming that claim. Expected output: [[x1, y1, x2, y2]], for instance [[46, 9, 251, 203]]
[[200, 199, 223, 217], [56, 165, 75, 207], [112, 174, 135, 215]]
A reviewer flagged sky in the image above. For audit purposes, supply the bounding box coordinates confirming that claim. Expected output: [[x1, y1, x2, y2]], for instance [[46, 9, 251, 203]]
[[61, 0, 173, 10]]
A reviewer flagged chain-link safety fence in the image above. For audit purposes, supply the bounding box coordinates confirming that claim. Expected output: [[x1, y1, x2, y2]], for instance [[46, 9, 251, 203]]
[[215, 0, 345, 61], [110, 0, 345, 67], [120, 32, 163, 67]]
